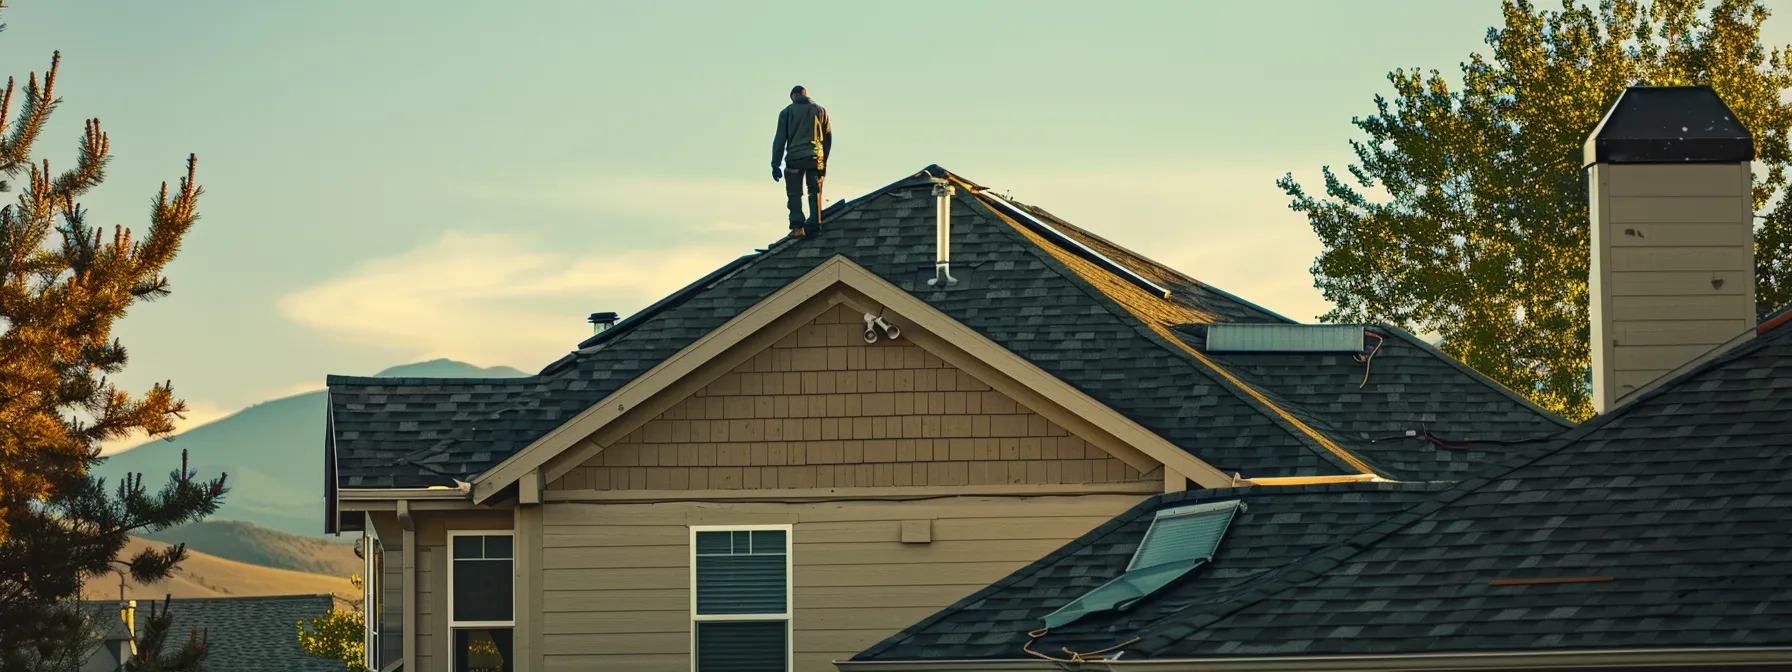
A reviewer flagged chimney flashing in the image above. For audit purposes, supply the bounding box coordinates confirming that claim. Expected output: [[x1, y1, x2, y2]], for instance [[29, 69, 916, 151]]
[[1583, 85, 1755, 167]]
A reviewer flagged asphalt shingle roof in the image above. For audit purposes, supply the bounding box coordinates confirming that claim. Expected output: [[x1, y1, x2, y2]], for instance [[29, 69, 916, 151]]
[[853, 482, 1451, 660], [81, 594, 340, 672], [327, 167, 1568, 489], [854, 318, 1792, 662]]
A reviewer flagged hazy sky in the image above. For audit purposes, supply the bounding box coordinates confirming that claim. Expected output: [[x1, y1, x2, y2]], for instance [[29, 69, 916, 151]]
[[4, 2, 1787, 445]]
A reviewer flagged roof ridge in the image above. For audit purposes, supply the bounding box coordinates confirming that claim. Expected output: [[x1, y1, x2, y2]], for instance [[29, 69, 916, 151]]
[[151, 593, 337, 603], [1014, 200, 1295, 324], [959, 191, 1375, 477], [1370, 324, 1576, 429], [327, 374, 539, 387]]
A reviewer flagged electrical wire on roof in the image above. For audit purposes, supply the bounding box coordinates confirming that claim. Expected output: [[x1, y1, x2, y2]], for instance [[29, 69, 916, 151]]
[[1354, 331, 1385, 389], [1421, 426, 1562, 451], [1022, 627, 1140, 663]]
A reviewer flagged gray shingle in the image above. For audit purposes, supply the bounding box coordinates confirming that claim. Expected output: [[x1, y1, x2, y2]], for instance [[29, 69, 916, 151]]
[[82, 594, 340, 672]]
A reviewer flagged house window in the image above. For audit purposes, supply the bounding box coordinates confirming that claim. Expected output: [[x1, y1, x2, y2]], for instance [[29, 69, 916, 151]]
[[448, 532, 514, 672], [691, 526, 791, 672]]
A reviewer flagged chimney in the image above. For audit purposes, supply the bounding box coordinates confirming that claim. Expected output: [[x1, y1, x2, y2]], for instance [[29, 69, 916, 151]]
[[927, 176, 958, 287], [1585, 85, 1756, 411]]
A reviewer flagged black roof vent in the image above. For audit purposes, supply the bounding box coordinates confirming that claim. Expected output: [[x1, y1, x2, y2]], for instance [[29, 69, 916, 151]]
[[588, 311, 619, 333], [1583, 85, 1754, 166]]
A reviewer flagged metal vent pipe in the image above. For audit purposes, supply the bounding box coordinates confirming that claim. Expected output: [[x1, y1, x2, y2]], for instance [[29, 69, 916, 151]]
[[928, 178, 957, 287]]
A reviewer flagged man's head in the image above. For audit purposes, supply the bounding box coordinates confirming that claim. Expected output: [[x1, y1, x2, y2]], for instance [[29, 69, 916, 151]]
[[790, 85, 806, 101]]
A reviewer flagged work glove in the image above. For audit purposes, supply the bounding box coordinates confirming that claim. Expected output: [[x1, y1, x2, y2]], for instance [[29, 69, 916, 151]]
[[772, 166, 783, 182]]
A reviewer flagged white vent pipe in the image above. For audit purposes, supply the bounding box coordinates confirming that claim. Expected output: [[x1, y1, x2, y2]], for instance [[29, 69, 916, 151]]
[[928, 178, 957, 287]]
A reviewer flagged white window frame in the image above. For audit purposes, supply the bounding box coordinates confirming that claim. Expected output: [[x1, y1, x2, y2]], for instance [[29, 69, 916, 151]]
[[446, 530, 517, 668], [688, 524, 794, 672], [361, 513, 382, 671]]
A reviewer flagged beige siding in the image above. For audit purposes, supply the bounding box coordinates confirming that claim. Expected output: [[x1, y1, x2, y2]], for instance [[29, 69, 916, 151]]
[[368, 512, 407, 666], [412, 510, 513, 672], [1590, 162, 1756, 410], [537, 496, 1143, 672], [549, 304, 1150, 492]]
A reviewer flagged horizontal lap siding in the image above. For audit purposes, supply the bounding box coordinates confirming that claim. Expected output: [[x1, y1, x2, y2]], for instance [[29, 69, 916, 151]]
[[1592, 163, 1755, 405], [539, 496, 1142, 672], [548, 305, 1150, 492], [414, 511, 512, 672]]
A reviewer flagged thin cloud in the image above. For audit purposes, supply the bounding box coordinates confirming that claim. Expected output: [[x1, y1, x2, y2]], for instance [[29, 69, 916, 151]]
[[101, 399, 234, 456], [279, 232, 746, 366]]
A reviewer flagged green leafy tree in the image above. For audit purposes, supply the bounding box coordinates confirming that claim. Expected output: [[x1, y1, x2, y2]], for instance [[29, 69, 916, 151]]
[[297, 575, 370, 672], [0, 4, 226, 668], [1279, 0, 1792, 420]]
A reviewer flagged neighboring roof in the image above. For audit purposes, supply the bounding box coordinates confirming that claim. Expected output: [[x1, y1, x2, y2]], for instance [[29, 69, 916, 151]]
[[327, 166, 1570, 489], [1582, 85, 1755, 166], [80, 595, 339, 672], [853, 310, 1792, 664], [74, 600, 136, 642], [852, 482, 1452, 661]]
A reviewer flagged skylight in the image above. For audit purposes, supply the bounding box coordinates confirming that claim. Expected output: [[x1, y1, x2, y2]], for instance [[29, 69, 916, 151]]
[[1040, 500, 1242, 630], [1205, 324, 1365, 353]]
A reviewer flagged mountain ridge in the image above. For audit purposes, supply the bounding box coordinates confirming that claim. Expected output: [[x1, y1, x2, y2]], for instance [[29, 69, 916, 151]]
[[95, 359, 527, 537]]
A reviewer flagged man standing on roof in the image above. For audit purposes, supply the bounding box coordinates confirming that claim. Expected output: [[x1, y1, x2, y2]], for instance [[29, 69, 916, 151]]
[[772, 85, 832, 238]]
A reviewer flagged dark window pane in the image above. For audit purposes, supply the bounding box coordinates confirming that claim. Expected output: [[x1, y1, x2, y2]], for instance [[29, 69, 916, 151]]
[[453, 535, 483, 559], [731, 530, 749, 552], [484, 535, 513, 560], [696, 530, 732, 555], [453, 627, 513, 672], [750, 530, 785, 554], [696, 621, 786, 672], [696, 555, 786, 615], [453, 559, 513, 622]]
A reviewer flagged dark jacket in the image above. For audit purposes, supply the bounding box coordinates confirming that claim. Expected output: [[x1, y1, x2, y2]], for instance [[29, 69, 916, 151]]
[[773, 96, 832, 168]]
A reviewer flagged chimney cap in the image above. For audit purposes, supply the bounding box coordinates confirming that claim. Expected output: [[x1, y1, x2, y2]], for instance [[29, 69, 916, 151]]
[[1583, 85, 1754, 167], [588, 311, 618, 326]]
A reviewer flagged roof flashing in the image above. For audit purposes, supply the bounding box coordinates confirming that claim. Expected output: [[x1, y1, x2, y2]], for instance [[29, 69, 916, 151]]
[[976, 191, 1173, 300]]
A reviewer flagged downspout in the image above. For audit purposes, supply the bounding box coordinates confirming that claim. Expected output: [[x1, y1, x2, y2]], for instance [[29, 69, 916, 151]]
[[927, 177, 958, 287]]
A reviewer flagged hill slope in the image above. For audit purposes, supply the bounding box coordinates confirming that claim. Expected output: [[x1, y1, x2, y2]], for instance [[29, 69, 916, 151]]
[[142, 521, 360, 577], [82, 537, 357, 603], [96, 360, 527, 537]]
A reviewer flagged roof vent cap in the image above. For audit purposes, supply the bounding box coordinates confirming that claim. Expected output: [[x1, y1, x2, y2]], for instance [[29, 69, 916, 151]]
[[588, 311, 619, 333]]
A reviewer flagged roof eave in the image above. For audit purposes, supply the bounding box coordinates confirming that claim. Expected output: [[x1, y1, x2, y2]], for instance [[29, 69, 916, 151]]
[[337, 487, 471, 501], [837, 647, 1792, 672]]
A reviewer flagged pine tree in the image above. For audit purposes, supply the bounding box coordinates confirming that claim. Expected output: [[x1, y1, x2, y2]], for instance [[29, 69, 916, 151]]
[[1278, 0, 1792, 420], [0, 5, 226, 668], [125, 596, 208, 672]]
